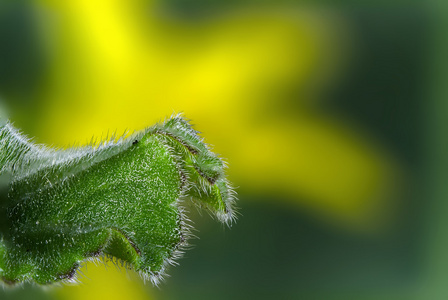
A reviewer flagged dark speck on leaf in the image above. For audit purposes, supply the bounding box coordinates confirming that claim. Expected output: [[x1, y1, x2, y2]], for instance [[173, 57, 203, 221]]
[[57, 263, 79, 280]]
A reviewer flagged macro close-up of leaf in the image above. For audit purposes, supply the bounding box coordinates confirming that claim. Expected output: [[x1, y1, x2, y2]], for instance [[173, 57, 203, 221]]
[[0, 115, 236, 285], [0, 0, 445, 299]]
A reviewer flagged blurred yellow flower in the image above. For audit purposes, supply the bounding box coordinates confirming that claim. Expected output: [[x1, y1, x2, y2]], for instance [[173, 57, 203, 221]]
[[33, 0, 400, 233]]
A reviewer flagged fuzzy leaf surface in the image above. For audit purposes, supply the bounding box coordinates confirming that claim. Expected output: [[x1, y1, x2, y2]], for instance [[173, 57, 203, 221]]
[[0, 115, 236, 285]]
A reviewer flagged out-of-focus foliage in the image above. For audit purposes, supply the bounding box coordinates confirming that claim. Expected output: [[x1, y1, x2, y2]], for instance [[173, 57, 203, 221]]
[[0, 0, 443, 299]]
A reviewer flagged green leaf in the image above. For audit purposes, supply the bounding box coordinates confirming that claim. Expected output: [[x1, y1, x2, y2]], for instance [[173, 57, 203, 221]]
[[0, 115, 236, 285]]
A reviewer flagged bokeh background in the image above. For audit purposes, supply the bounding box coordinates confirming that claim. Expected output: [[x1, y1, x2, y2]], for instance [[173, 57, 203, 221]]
[[1, 0, 447, 299]]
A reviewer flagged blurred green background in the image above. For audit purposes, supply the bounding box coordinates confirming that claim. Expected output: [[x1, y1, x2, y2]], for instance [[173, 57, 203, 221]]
[[1, 0, 447, 299]]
